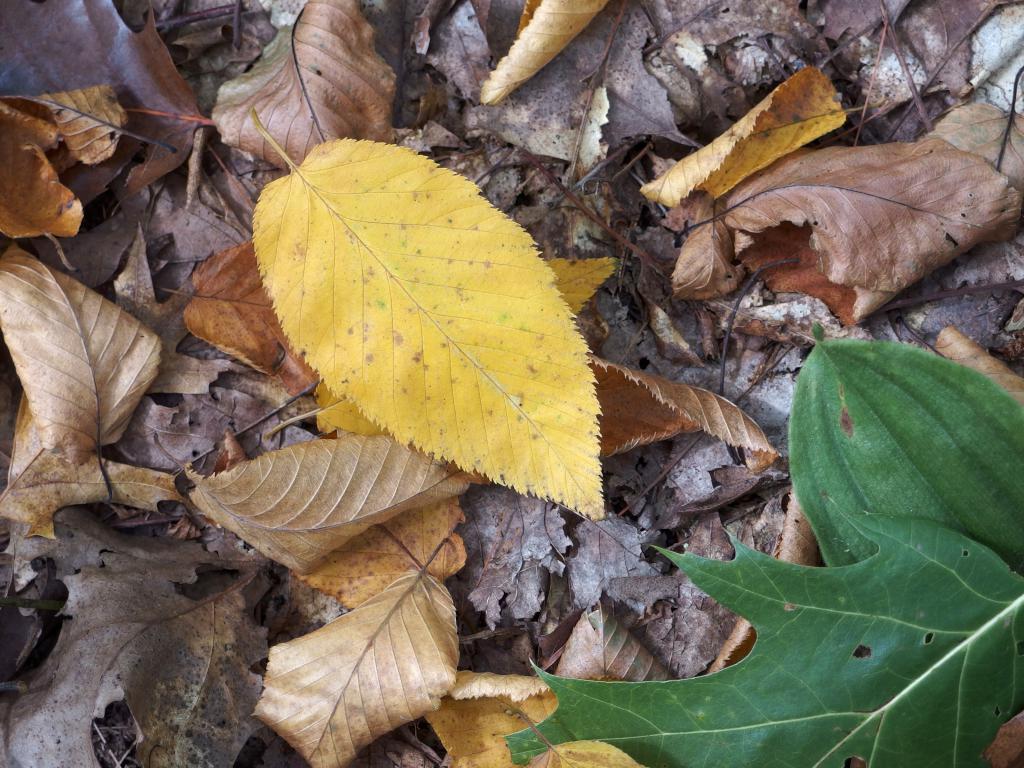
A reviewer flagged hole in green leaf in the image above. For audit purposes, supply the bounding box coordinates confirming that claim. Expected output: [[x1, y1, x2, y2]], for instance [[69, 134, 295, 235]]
[[852, 644, 871, 659], [1016, 640, 1024, 656], [962, 549, 970, 557], [923, 633, 934, 645], [995, 706, 1002, 717]]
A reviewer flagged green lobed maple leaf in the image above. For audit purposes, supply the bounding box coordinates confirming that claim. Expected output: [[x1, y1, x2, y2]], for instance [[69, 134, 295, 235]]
[[790, 338, 1024, 569], [506, 516, 1024, 767]]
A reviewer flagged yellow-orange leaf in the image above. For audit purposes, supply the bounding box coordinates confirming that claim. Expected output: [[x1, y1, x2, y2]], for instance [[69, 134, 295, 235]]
[[253, 131, 602, 517], [529, 742, 648, 768], [37, 85, 127, 167], [315, 383, 385, 436], [641, 67, 845, 206], [547, 257, 617, 313], [936, 326, 1024, 406], [480, 0, 611, 105]]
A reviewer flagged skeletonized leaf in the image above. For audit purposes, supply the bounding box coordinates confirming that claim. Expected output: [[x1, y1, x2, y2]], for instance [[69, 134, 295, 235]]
[[931, 102, 1024, 192], [187, 435, 469, 572], [547, 257, 617, 313], [253, 135, 602, 516], [936, 326, 1024, 405], [426, 672, 558, 768], [315, 383, 385, 436], [641, 67, 845, 206], [256, 571, 457, 767], [35, 85, 127, 166], [593, 358, 777, 472], [0, 248, 161, 462], [480, 0, 611, 105], [555, 605, 669, 682], [299, 498, 466, 607], [528, 742, 648, 768], [213, 0, 395, 167], [0, 101, 81, 238]]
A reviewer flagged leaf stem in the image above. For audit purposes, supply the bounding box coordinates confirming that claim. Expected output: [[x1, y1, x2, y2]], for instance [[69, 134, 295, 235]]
[[250, 109, 299, 172]]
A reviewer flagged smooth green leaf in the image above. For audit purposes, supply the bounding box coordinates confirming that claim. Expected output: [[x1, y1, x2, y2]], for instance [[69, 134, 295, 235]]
[[507, 517, 1024, 768], [790, 338, 1024, 568]]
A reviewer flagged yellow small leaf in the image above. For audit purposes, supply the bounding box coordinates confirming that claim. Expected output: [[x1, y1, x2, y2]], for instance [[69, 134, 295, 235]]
[[187, 435, 469, 572], [252, 130, 602, 517], [641, 67, 845, 206], [257, 571, 457, 767], [529, 741, 648, 768], [547, 257, 617, 313], [480, 0, 611, 105], [426, 672, 558, 768], [315, 382, 385, 436], [936, 326, 1024, 406]]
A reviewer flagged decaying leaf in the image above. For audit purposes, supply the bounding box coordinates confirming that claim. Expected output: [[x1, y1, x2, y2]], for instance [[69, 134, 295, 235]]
[[425, 672, 557, 768], [593, 358, 777, 472], [187, 435, 469, 572], [668, 192, 739, 299], [253, 132, 602, 516], [316, 384, 385, 436], [528, 742, 648, 768], [931, 102, 1024, 192], [675, 139, 1022, 322], [32, 85, 127, 167], [0, 247, 161, 463], [555, 604, 669, 682], [299, 498, 466, 608], [256, 571, 457, 767], [936, 326, 1024, 405], [213, 0, 395, 167], [480, 0, 611, 105], [0, 509, 266, 768], [641, 67, 845, 206], [184, 241, 317, 395], [0, 101, 81, 238], [547, 257, 617, 313]]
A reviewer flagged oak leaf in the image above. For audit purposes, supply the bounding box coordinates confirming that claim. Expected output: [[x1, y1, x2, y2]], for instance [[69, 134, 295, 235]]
[[528, 742, 648, 768], [213, 0, 395, 167], [0, 247, 161, 463], [480, 0, 611, 105], [931, 102, 1024, 192], [0, 101, 81, 238], [252, 133, 602, 516], [32, 85, 127, 167], [256, 571, 457, 767], [546, 257, 617, 313], [187, 435, 469, 572], [935, 326, 1024, 405], [299, 498, 466, 608], [641, 67, 845, 206], [425, 672, 558, 768], [593, 358, 777, 472], [555, 604, 669, 682], [675, 139, 1022, 322]]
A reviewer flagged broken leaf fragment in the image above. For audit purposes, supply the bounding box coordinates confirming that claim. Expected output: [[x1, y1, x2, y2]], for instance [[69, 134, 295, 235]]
[[931, 102, 1024, 192], [256, 571, 457, 767], [31, 85, 127, 167], [547, 257, 617, 313], [528, 742, 648, 768], [252, 124, 602, 516], [642, 67, 845, 206], [936, 326, 1024, 406], [555, 604, 669, 682]]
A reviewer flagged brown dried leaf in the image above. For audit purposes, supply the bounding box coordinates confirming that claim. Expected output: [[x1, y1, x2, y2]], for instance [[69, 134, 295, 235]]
[[184, 241, 317, 395], [299, 499, 467, 608], [936, 326, 1024, 406], [985, 708, 1024, 768], [35, 85, 126, 167], [931, 102, 1024, 192], [256, 571, 457, 767], [0, 101, 81, 238], [0, 247, 161, 463], [555, 604, 670, 681], [668, 192, 738, 300], [212, 0, 395, 167], [528, 742, 647, 768], [186, 435, 469, 572], [593, 358, 777, 471]]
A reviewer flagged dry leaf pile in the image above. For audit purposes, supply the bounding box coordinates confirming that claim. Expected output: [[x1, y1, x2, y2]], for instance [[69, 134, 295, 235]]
[[0, 1, 1022, 767]]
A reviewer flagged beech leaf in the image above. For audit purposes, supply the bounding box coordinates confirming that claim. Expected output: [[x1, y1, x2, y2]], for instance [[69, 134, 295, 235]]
[[641, 67, 845, 206], [931, 102, 1024, 192], [213, 0, 395, 167], [252, 129, 602, 516], [256, 571, 457, 767], [187, 435, 469, 572]]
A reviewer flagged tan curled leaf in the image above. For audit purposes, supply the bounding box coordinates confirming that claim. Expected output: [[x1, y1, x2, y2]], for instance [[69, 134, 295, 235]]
[[547, 257, 617, 313], [426, 672, 558, 768], [669, 192, 739, 299], [187, 435, 469, 573], [184, 241, 317, 395], [480, 0, 611, 105], [555, 604, 669, 682], [593, 358, 777, 472], [315, 383, 386, 436], [936, 326, 1024, 406], [0, 247, 161, 463], [212, 0, 395, 167], [931, 102, 1024, 192], [35, 85, 127, 167], [529, 742, 648, 768], [0, 101, 81, 238], [678, 139, 1023, 322], [256, 571, 457, 768], [300, 498, 466, 607], [642, 67, 845, 206], [253, 134, 602, 517]]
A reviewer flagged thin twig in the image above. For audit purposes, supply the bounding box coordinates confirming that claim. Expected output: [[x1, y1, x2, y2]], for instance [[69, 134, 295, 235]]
[[997, 64, 1024, 171], [879, 0, 932, 132], [875, 278, 1024, 313], [155, 3, 235, 30], [32, 97, 179, 153]]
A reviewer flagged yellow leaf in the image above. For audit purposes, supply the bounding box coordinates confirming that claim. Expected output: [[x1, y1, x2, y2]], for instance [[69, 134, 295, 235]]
[[256, 571, 457, 767], [315, 383, 386, 436], [936, 326, 1024, 406], [0, 247, 161, 463], [528, 741, 648, 768], [187, 435, 469, 572], [425, 672, 558, 768], [641, 67, 845, 206], [299, 498, 466, 607], [547, 257, 617, 313], [480, 0, 611, 105], [36, 85, 127, 167], [252, 129, 602, 517]]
